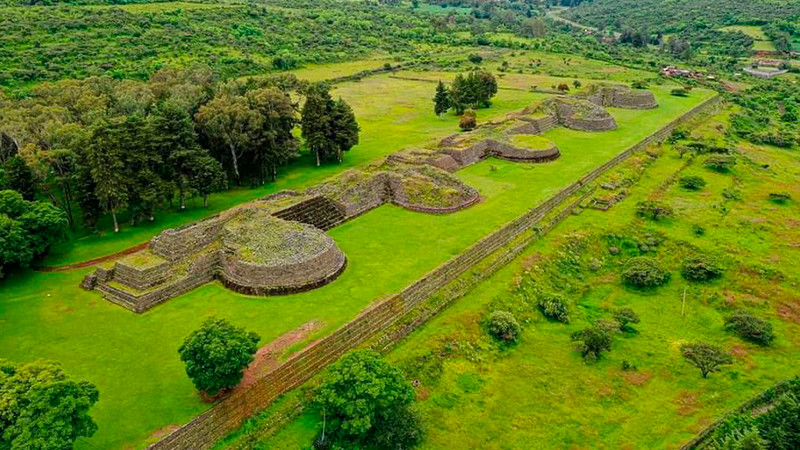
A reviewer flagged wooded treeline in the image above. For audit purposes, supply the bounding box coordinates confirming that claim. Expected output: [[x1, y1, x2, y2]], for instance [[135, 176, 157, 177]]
[[0, 67, 358, 238]]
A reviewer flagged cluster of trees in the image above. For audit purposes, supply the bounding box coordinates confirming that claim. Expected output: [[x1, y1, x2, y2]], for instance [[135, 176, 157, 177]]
[[0, 67, 359, 240], [564, 0, 797, 62], [710, 377, 800, 448], [0, 359, 99, 449], [0, 190, 68, 277], [433, 70, 498, 116], [731, 80, 800, 149]]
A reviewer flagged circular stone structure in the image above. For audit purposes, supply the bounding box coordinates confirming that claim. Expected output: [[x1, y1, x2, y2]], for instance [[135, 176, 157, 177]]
[[219, 209, 346, 295], [591, 85, 658, 109], [552, 98, 618, 132]]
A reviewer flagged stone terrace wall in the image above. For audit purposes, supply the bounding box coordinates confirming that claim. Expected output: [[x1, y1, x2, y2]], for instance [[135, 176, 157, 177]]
[[97, 250, 220, 313], [442, 139, 561, 168], [149, 94, 721, 450], [508, 116, 558, 135], [309, 172, 390, 220], [219, 242, 347, 296], [112, 262, 171, 291], [272, 196, 347, 231], [151, 215, 231, 261]]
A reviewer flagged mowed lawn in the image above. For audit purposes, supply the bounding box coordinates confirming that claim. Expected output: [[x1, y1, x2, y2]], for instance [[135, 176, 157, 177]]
[[44, 71, 549, 267], [0, 85, 712, 449], [260, 110, 800, 450]]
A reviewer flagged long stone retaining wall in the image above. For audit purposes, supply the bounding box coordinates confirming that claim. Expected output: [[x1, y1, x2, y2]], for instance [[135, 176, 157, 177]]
[[148, 94, 721, 450]]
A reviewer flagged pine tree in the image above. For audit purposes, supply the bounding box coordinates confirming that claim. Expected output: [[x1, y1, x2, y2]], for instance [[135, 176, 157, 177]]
[[86, 120, 130, 233], [301, 83, 337, 167], [433, 80, 450, 116], [3, 156, 36, 200], [331, 98, 359, 163]]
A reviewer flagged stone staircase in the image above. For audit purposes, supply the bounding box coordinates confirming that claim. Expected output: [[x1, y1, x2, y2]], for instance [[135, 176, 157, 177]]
[[272, 195, 346, 231]]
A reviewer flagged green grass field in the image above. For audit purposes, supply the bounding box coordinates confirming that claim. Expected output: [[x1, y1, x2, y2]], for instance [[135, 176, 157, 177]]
[[0, 79, 712, 449], [256, 110, 800, 449], [44, 70, 548, 267], [721, 25, 778, 52]]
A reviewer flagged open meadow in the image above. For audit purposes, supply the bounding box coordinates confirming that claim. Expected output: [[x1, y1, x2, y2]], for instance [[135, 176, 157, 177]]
[[0, 66, 713, 449], [253, 106, 800, 450]]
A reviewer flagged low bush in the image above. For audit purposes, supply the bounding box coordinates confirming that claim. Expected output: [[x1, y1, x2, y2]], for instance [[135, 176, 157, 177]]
[[621, 257, 671, 289], [769, 192, 792, 204], [632, 80, 649, 89], [537, 293, 570, 323], [487, 311, 522, 343], [613, 308, 640, 331], [679, 175, 706, 191], [681, 254, 724, 282], [724, 310, 775, 346], [704, 154, 737, 172], [571, 326, 612, 362], [670, 88, 689, 97], [635, 200, 674, 221], [459, 109, 477, 131]]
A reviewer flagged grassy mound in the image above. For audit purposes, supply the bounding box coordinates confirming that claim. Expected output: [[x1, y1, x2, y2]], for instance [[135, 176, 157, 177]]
[[510, 135, 556, 150]]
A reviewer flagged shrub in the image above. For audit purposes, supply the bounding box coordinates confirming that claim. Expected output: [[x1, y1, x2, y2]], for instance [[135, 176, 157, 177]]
[[680, 342, 733, 378], [621, 360, 638, 371], [571, 326, 612, 362], [468, 53, 483, 64], [487, 310, 522, 343], [769, 192, 792, 204], [613, 308, 640, 331], [635, 200, 674, 221], [724, 311, 775, 346], [459, 109, 477, 131], [621, 257, 671, 289], [679, 175, 706, 191], [632, 80, 649, 89], [537, 293, 570, 323], [704, 154, 737, 172], [670, 88, 689, 97], [681, 254, 724, 282], [668, 127, 690, 143], [313, 350, 421, 449], [178, 317, 260, 395]]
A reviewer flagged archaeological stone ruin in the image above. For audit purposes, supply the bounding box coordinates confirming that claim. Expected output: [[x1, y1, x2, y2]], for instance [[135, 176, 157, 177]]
[[82, 84, 660, 312]]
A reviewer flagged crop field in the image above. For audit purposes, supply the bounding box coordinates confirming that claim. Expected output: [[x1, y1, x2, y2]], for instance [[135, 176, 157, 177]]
[[0, 72, 712, 448], [254, 108, 800, 449]]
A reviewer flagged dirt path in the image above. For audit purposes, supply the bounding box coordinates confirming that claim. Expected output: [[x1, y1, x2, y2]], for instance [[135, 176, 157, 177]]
[[36, 242, 150, 272], [236, 321, 323, 392]]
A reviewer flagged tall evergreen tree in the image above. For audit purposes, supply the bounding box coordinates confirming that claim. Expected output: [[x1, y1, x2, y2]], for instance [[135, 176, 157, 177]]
[[86, 120, 130, 233], [3, 156, 35, 200], [247, 87, 298, 182], [188, 155, 227, 208], [331, 98, 359, 163], [301, 83, 337, 167], [434, 80, 450, 116]]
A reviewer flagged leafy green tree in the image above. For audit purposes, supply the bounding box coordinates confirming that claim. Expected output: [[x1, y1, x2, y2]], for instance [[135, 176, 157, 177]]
[[313, 350, 421, 449], [571, 326, 613, 362], [188, 155, 227, 208], [178, 317, 260, 395], [247, 87, 299, 182], [680, 342, 733, 378], [3, 156, 35, 200], [0, 359, 99, 450], [635, 200, 674, 221], [433, 81, 450, 116], [196, 93, 262, 185], [0, 190, 68, 277]]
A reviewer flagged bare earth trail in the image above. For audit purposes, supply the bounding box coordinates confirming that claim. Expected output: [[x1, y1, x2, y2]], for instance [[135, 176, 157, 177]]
[[36, 242, 151, 272]]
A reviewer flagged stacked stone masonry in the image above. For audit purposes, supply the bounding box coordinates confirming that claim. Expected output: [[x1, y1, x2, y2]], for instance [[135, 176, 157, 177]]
[[149, 95, 721, 450]]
